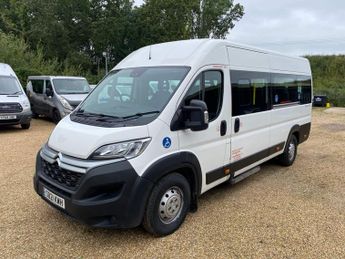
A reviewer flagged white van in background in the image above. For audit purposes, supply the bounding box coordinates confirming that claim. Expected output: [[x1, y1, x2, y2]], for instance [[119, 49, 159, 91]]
[[33, 39, 312, 236], [0, 63, 32, 129]]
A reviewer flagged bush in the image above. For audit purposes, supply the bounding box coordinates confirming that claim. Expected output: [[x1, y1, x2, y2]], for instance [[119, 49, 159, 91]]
[[307, 55, 345, 107], [0, 33, 84, 86]]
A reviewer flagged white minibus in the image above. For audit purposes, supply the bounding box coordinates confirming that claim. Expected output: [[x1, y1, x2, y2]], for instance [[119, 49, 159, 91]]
[[33, 39, 312, 236], [0, 63, 32, 129]]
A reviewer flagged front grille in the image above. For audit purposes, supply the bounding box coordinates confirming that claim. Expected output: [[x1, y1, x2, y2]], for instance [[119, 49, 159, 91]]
[[0, 102, 23, 113], [42, 159, 84, 189]]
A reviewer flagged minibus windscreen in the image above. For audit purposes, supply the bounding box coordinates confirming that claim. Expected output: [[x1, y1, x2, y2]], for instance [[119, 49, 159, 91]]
[[53, 79, 90, 94], [0, 76, 22, 95], [77, 67, 190, 119]]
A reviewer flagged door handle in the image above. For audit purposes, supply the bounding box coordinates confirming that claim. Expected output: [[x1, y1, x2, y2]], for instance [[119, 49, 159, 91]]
[[220, 120, 227, 136], [234, 118, 240, 133]]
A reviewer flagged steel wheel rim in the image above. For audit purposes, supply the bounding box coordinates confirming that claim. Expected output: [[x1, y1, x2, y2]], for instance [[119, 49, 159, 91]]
[[158, 186, 184, 224], [288, 142, 296, 161]]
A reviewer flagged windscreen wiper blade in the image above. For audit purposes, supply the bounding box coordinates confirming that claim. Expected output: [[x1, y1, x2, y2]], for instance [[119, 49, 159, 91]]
[[123, 111, 160, 120], [95, 114, 123, 121], [8, 91, 22, 95], [74, 110, 122, 121]]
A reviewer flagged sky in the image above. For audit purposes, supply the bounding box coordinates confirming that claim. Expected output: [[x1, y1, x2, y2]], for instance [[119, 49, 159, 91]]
[[135, 0, 345, 56], [230, 0, 345, 55]]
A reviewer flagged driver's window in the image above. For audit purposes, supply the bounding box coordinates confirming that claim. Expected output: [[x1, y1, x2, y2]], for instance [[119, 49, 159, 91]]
[[184, 70, 223, 121]]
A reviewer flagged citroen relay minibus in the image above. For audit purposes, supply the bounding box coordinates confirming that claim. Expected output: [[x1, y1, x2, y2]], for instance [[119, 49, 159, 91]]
[[0, 63, 32, 129], [27, 76, 90, 123], [33, 39, 312, 236]]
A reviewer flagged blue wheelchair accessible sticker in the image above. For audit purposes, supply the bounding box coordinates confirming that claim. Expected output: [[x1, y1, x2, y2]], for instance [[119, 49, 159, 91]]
[[162, 137, 172, 149]]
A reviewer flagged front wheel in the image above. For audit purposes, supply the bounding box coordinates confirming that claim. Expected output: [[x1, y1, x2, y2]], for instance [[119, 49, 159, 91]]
[[143, 173, 191, 236], [278, 135, 298, 166], [21, 123, 30, 129], [52, 110, 61, 124]]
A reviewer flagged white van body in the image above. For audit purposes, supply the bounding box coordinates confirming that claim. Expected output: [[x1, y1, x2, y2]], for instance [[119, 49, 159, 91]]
[[34, 39, 312, 235], [0, 63, 32, 129]]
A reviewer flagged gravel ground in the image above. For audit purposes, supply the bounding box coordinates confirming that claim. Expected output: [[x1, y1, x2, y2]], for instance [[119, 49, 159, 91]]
[[1, 109, 345, 258]]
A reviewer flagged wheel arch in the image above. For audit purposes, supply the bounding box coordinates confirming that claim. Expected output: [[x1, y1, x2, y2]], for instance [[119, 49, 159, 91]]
[[141, 152, 202, 212], [287, 124, 301, 144]]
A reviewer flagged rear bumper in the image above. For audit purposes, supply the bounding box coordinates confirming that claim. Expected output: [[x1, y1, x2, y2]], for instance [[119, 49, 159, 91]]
[[0, 110, 32, 126], [33, 152, 153, 228]]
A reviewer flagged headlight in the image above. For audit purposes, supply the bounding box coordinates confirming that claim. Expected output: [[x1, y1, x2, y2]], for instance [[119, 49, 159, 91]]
[[22, 99, 30, 109], [58, 96, 73, 110], [91, 138, 151, 160]]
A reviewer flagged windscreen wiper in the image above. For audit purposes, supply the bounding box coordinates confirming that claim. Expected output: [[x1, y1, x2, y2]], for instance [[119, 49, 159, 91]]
[[74, 110, 122, 121], [123, 111, 160, 120], [95, 113, 123, 121], [8, 91, 22, 95]]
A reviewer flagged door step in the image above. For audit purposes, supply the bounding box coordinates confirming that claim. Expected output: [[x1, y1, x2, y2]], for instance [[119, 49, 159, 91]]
[[230, 166, 261, 185]]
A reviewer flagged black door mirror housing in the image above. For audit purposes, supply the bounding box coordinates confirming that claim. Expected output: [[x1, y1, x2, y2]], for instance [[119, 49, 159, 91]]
[[182, 99, 209, 131], [46, 88, 53, 97]]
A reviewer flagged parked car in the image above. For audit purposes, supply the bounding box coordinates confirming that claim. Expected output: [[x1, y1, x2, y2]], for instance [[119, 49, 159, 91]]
[[26, 76, 91, 123], [33, 39, 313, 236], [0, 63, 32, 129]]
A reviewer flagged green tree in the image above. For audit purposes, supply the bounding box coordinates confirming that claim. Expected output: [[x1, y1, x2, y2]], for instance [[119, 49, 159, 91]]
[[129, 0, 244, 49], [89, 0, 134, 64], [0, 32, 81, 85], [193, 0, 244, 38]]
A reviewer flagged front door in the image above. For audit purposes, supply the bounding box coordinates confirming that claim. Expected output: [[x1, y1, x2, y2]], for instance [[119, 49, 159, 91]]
[[178, 68, 230, 193], [29, 79, 45, 115], [43, 80, 55, 116]]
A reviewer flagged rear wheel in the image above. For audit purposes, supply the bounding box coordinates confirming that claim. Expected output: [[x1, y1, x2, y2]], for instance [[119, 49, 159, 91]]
[[278, 135, 298, 166], [52, 110, 61, 124], [143, 173, 191, 236], [21, 123, 30, 129]]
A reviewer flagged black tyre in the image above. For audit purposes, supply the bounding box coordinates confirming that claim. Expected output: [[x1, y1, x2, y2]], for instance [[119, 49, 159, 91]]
[[31, 112, 39, 118], [21, 123, 30, 129], [143, 173, 191, 236], [278, 135, 298, 166], [52, 110, 61, 124]]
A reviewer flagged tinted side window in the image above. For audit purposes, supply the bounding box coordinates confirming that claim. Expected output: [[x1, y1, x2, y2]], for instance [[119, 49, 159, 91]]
[[297, 76, 312, 104], [45, 80, 52, 92], [271, 74, 298, 105], [31, 80, 44, 94], [231, 71, 269, 116], [272, 74, 312, 105], [185, 71, 223, 121]]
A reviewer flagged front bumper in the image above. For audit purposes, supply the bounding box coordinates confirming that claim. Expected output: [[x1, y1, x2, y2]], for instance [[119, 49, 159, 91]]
[[33, 151, 153, 228], [0, 110, 32, 126]]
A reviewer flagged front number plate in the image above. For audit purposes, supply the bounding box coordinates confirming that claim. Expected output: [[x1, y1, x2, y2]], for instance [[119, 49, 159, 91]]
[[0, 115, 17, 120], [43, 188, 65, 209]]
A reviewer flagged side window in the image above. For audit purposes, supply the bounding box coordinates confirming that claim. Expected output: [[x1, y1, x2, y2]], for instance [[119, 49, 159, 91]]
[[297, 76, 312, 104], [184, 70, 223, 121], [31, 80, 44, 94], [271, 74, 298, 105], [231, 71, 269, 116], [45, 80, 52, 92]]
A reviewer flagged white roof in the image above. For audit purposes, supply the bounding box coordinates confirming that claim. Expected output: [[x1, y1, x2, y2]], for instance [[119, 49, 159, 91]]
[[114, 39, 310, 74], [27, 75, 87, 80], [0, 63, 17, 77]]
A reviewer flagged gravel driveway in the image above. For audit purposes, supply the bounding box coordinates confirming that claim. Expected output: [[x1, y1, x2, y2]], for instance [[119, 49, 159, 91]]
[[1, 109, 345, 258]]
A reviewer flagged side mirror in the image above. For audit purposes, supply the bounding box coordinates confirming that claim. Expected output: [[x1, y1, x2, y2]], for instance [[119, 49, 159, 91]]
[[46, 88, 53, 97], [182, 99, 209, 131]]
